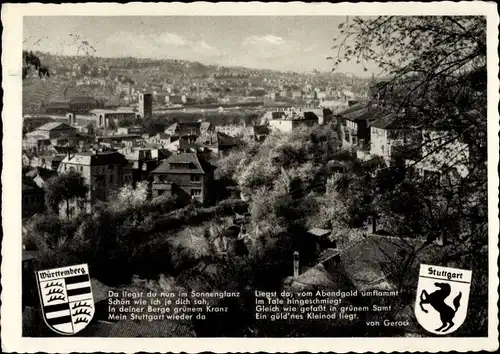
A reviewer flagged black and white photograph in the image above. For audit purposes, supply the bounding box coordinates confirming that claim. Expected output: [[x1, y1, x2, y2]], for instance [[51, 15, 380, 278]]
[[2, 2, 499, 353]]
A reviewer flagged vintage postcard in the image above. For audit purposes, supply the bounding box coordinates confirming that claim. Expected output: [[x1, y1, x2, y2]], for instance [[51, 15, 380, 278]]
[[2, 2, 499, 353]]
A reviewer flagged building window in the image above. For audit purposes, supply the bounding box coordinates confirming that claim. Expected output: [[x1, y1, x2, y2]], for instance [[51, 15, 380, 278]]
[[80, 166, 83, 172], [171, 163, 192, 170], [190, 175, 201, 182], [109, 174, 113, 183], [190, 189, 202, 197]]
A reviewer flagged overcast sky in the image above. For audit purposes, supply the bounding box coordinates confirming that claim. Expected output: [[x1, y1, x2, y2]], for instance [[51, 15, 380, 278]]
[[24, 16, 380, 76]]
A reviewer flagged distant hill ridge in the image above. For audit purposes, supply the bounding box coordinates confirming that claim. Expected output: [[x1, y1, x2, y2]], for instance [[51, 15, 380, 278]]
[[27, 50, 369, 80]]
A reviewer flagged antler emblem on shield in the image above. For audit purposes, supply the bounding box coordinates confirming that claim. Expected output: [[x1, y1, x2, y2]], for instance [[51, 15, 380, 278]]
[[415, 264, 472, 335], [36, 264, 94, 335]]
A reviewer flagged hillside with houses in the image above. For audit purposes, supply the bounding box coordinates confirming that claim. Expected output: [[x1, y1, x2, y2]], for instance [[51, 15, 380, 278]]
[[22, 51, 372, 115]]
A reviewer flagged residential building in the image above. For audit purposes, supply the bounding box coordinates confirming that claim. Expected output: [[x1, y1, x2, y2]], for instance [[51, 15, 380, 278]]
[[120, 148, 170, 184], [336, 104, 382, 147], [49, 133, 94, 150], [74, 122, 97, 136], [23, 122, 83, 152], [165, 121, 213, 138], [319, 99, 350, 113], [268, 110, 319, 134], [22, 135, 51, 152], [57, 150, 132, 214], [33, 154, 66, 171], [95, 134, 142, 147], [155, 93, 169, 105], [406, 129, 470, 179], [117, 126, 144, 135], [369, 114, 420, 160], [26, 122, 78, 140], [307, 228, 336, 250], [169, 95, 187, 105], [280, 89, 291, 98], [215, 124, 253, 139], [316, 92, 327, 101], [150, 152, 216, 204], [321, 108, 337, 126], [284, 228, 439, 335], [149, 133, 172, 146], [252, 125, 270, 142], [205, 132, 240, 157], [261, 110, 287, 124], [22, 151, 35, 168], [164, 137, 208, 157]]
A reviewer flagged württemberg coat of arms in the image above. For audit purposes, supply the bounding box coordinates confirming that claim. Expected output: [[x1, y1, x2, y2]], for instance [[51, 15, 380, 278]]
[[415, 264, 472, 335], [36, 264, 94, 335]]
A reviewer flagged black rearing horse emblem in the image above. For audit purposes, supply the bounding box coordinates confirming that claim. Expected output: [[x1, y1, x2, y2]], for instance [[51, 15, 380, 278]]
[[420, 282, 462, 332]]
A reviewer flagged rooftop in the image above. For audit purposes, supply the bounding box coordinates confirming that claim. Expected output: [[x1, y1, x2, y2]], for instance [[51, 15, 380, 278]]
[[36, 122, 76, 131], [25, 134, 50, 141], [151, 152, 215, 175], [338, 104, 390, 123], [307, 228, 331, 237], [62, 151, 129, 166], [288, 263, 337, 290], [166, 122, 210, 136], [370, 113, 401, 129], [25, 167, 58, 180], [340, 233, 436, 292], [155, 133, 171, 140], [216, 132, 239, 147]]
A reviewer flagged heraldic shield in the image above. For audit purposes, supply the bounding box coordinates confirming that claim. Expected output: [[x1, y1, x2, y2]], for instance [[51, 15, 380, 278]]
[[415, 264, 472, 335], [36, 264, 94, 335]]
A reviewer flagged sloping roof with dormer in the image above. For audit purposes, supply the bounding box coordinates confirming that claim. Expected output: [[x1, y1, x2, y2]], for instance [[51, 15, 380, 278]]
[[61, 151, 129, 166], [151, 152, 215, 175], [36, 122, 76, 131]]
